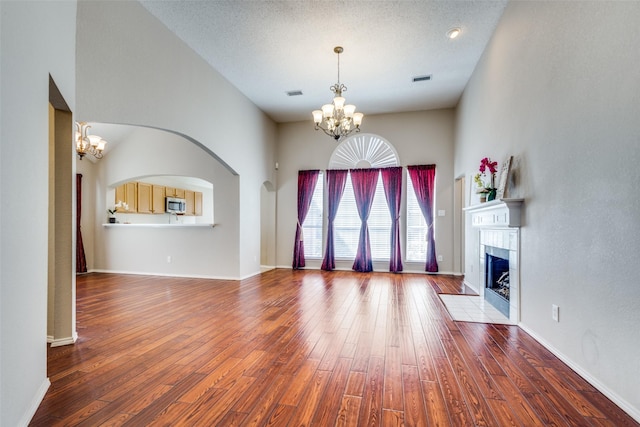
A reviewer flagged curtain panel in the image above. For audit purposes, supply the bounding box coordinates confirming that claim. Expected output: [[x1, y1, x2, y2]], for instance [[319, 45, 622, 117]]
[[381, 167, 403, 272], [407, 165, 438, 272], [76, 173, 88, 273], [292, 170, 320, 269], [321, 169, 348, 271], [350, 168, 379, 272]]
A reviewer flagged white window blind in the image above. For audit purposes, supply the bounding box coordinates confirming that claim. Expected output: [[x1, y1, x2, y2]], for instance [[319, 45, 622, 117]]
[[406, 173, 429, 262], [334, 172, 391, 260], [301, 172, 323, 259]]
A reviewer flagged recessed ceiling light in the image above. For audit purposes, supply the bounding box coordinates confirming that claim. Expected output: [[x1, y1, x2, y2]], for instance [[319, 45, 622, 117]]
[[447, 27, 461, 39], [286, 90, 303, 96]]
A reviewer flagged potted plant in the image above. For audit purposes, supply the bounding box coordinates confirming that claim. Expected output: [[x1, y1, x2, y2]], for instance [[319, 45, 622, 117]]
[[107, 201, 128, 223], [474, 157, 498, 202]]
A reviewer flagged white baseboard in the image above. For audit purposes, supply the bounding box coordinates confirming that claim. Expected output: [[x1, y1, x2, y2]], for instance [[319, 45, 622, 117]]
[[90, 269, 242, 281], [50, 331, 78, 348], [276, 264, 460, 276], [463, 280, 479, 294], [519, 323, 640, 423], [18, 377, 50, 427]]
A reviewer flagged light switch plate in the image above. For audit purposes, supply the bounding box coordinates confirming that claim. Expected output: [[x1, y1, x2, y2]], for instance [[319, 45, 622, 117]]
[[437, 210, 446, 217]]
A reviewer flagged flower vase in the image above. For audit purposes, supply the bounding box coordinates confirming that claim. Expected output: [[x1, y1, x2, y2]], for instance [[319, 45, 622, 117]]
[[108, 217, 116, 223], [480, 194, 487, 203], [487, 188, 497, 201]]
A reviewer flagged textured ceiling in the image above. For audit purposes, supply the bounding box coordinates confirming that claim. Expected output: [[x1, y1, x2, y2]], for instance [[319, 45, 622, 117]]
[[138, 1, 509, 123]]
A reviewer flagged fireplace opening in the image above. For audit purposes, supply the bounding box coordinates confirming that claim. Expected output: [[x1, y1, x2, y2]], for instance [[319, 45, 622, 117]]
[[485, 246, 510, 317]]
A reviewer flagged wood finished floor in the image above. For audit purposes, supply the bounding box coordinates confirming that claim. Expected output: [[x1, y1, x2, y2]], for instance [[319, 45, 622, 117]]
[[31, 270, 637, 426]]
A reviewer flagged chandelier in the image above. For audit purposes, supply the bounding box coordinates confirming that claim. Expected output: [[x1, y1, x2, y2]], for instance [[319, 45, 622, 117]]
[[312, 46, 364, 141], [75, 122, 107, 160]]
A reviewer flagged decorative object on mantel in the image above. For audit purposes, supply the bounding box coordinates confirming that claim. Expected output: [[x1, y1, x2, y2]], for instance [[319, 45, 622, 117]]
[[75, 122, 107, 160], [496, 155, 513, 199], [312, 46, 364, 141], [474, 157, 498, 202], [107, 201, 129, 223]]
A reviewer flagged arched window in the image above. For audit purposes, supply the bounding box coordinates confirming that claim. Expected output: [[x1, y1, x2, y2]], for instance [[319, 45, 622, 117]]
[[329, 134, 399, 260]]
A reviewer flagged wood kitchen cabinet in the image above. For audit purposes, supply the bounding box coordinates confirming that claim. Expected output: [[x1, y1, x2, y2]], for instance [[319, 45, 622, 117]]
[[137, 182, 153, 214], [165, 187, 185, 198], [194, 191, 203, 216], [137, 183, 166, 214], [183, 190, 203, 216], [115, 182, 137, 212], [152, 185, 166, 214]]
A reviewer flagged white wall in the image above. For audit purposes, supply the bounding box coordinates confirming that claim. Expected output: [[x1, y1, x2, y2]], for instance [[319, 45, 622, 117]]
[[455, 2, 640, 419], [276, 109, 456, 272], [76, 1, 277, 279], [92, 126, 240, 279], [0, 2, 77, 425]]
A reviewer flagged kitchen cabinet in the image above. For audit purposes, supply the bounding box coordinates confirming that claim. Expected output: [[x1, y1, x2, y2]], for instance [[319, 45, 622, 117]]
[[194, 191, 203, 216], [137, 182, 153, 214], [152, 185, 166, 214], [115, 182, 137, 212], [116, 182, 200, 216], [184, 190, 195, 216], [183, 190, 203, 216], [165, 187, 185, 198]]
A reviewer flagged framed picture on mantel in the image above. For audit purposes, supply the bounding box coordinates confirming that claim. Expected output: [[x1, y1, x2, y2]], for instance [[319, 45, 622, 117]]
[[497, 156, 513, 199]]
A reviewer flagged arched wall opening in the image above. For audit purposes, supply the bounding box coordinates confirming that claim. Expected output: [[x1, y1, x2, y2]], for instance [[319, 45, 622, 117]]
[[77, 123, 241, 279]]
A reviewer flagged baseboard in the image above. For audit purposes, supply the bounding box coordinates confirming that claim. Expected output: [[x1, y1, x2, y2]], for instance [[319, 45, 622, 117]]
[[18, 377, 50, 427], [276, 264, 459, 276], [519, 323, 640, 423], [90, 269, 241, 281], [463, 280, 479, 294], [50, 331, 78, 348]]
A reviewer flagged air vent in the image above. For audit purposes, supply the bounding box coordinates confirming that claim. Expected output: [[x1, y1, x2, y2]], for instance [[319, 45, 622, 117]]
[[286, 90, 303, 96], [412, 75, 432, 83]]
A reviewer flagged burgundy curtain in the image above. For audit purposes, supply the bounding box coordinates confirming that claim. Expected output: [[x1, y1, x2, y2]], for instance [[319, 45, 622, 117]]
[[76, 174, 87, 273], [321, 169, 348, 271], [381, 167, 403, 272], [408, 165, 438, 272], [292, 170, 320, 269], [351, 168, 379, 272]]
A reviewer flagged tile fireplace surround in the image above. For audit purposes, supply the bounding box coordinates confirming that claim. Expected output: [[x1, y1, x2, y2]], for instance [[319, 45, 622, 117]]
[[464, 199, 524, 324]]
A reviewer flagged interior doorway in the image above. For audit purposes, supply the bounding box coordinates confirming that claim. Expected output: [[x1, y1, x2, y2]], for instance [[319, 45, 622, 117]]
[[260, 181, 276, 271], [453, 175, 466, 275], [48, 76, 77, 347]]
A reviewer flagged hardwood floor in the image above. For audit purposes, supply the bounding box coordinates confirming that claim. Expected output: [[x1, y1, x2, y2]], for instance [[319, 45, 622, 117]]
[[31, 270, 637, 426]]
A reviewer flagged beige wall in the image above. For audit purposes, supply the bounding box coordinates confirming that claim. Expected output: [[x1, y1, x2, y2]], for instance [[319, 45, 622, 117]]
[[76, 1, 277, 279], [455, 1, 640, 419], [1, 1, 77, 425], [276, 109, 456, 272]]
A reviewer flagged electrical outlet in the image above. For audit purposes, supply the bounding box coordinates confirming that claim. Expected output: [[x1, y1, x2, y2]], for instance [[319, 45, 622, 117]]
[[437, 255, 443, 262], [438, 210, 446, 217], [167, 255, 172, 263], [552, 304, 559, 322]]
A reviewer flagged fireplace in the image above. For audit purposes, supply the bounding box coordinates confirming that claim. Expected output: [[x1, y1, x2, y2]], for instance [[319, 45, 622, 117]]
[[464, 198, 523, 324], [484, 246, 510, 317]]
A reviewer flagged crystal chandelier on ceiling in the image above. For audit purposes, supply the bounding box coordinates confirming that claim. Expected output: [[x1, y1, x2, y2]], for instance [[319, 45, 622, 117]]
[[75, 122, 107, 160], [312, 46, 364, 141]]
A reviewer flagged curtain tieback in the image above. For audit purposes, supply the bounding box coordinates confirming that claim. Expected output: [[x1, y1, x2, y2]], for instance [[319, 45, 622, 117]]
[[297, 220, 304, 242]]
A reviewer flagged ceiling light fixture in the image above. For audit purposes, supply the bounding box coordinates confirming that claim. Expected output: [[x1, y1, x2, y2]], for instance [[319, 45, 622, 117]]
[[75, 122, 107, 160], [312, 46, 363, 141], [447, 27, 461, 39]]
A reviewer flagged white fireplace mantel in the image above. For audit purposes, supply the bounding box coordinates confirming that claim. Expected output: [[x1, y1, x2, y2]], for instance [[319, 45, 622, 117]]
[[464, 198, 524, 228]]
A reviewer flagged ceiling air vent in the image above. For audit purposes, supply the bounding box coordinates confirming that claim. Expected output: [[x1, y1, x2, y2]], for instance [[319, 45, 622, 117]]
[[286, 90, 303, 96], [412, 75, 432, 83]]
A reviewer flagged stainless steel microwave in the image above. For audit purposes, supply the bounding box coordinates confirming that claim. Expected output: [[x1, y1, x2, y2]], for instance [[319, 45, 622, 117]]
[[166, 197, 186, 214]]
